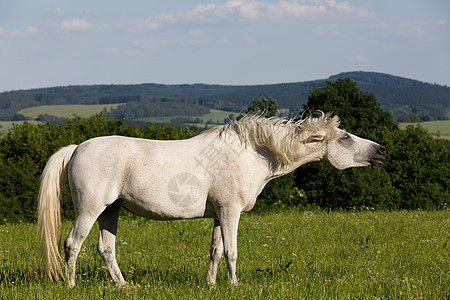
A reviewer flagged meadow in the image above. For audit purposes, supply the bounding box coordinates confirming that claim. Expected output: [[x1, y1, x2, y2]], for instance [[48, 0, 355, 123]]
[[134, 109, 237, 125], [0, 210, 448, 299], [0, 104, 126, 134], [399, 120, 450, 140], [8, 106, 238, 131], [0, 121, 41, 133], [17, 104, 125, 120]]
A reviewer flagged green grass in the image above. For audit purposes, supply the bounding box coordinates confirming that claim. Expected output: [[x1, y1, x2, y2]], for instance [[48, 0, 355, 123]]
[[17, 104, 125, 120], [0, 210, 448, 299], [399, 120, 450, 139]]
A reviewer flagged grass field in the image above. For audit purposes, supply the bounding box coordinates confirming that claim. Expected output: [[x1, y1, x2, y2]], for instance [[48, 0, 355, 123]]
[[0, 210, 448, 299], [17, 104, 125, 120], [399, 120, 450, 139], [0, 121, 41, 133], [14, 105, 238, 128], [135, 109, 239, 125], [0, 108, 238, 133]]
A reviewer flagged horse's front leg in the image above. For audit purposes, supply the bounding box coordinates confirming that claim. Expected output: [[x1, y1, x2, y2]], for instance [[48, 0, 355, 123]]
[[218, 208, 241, 285], [206, 219, 223, 285]]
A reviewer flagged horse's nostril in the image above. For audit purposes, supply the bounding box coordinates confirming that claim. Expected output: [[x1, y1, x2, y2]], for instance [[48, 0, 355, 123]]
[[378, 146, 386, 155]]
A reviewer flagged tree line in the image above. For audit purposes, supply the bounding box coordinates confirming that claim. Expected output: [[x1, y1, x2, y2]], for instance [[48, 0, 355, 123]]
[[0, 116, 196, 224], [106, 96, 210, 119], [1, 72, 449, 122], [0, 78, 448, 223]]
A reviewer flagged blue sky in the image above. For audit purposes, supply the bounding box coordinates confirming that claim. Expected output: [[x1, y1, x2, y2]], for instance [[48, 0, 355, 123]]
[[1, 0, 449, 91]]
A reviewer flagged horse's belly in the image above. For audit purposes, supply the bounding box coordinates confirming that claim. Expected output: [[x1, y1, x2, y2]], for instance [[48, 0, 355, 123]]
[[118, 193, 215, 220]]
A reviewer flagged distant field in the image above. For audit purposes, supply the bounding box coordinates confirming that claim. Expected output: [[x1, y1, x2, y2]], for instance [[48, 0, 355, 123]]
[[17, 104, 236, 125], [399, 120, 450, 139], [0, 120, 41, 133], [135, 109, 239, 125], [18, 103, 125, 119], [1, 108, 238, 133]]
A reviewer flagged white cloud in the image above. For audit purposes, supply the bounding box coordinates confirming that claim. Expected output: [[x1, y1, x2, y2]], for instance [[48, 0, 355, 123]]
[[58, 19, 93, 31], [0, 25, 40, 38], [372, 22, 429, 39], [436, 19, 447, 25], [139, 13, 178, 30], [25, 26, 39, 33], [325, 0, 373, 18], [130, 0, 374, 31], [57, 19, 107, 32]]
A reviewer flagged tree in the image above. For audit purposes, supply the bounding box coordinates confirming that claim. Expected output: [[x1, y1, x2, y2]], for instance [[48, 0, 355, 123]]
[[246, 97, 278, 118], [381, 126, 449, 208], [304, 77, 398, 137], [296, 77, 449, 209]]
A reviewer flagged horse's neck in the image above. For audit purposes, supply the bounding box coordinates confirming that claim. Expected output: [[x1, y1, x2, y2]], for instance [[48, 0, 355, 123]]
[[204, 130, 326, 181], [271, 142, 327, 178]]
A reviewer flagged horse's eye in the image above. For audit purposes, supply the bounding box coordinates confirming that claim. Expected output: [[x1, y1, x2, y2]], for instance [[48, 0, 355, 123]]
[[343, 134, 349, 140]]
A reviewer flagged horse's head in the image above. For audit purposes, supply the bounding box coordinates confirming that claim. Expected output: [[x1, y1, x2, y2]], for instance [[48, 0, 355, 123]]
[[325, 128, 386, 170]]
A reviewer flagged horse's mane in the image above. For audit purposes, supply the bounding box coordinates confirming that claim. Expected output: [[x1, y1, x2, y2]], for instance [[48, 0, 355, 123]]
[[204, 112, 340, 166]]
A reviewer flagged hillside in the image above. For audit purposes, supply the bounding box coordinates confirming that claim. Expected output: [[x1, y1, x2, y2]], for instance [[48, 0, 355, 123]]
[[331, 72, 450, 122], [0, 71, 448, 121]]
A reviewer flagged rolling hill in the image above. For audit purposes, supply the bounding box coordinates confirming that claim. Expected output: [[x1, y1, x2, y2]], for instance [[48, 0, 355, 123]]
[[0, 71, 448, 122]]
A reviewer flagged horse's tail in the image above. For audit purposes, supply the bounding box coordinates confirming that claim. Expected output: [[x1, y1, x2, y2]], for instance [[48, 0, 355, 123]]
[[38, 144, 78, 281]]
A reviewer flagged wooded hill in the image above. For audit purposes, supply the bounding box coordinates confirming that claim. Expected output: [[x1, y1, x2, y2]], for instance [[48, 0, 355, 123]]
[[1, 71, 448, 122]]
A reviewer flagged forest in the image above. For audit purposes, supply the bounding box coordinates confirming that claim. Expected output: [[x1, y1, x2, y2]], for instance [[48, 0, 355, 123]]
[[0, 72, 449, 122], [0, 77, 448, 224]]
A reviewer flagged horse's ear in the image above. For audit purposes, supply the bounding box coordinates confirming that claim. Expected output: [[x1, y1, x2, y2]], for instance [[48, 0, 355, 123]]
[[328, 115, 340, 128], [303, 133, 325, 143], [309, 134, 325, 142], [299, 126, 326, 143]]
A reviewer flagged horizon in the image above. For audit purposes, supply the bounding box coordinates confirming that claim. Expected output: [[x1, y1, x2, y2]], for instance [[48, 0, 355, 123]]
[[1, 1, 449, 92], [2, 70, 446, 93]]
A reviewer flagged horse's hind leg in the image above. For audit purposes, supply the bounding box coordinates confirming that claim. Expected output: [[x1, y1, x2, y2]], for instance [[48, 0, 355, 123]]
[[64, 213, 98, 287], [206, 219, 223, 285], [97, 203, 126, 287]]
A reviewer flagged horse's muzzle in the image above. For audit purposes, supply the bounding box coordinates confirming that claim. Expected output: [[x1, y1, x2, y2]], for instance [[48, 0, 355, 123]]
[[370, 145, 386, 169]]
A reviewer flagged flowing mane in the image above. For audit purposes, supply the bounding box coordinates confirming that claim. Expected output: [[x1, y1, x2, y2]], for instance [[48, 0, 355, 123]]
[[205, 112, 340, 166]]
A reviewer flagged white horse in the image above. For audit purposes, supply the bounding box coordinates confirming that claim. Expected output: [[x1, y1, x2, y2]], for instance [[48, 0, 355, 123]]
[[38, 113, 386, 287]]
